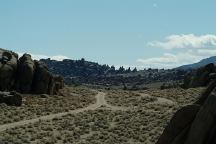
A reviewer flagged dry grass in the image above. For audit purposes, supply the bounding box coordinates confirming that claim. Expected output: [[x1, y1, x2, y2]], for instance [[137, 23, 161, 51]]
[[0, 109, 172, 144], [143, 87, 204, 106], [0, 86, 96, 125], [0, 86, 204, 144], [106, 90, 157, 108]]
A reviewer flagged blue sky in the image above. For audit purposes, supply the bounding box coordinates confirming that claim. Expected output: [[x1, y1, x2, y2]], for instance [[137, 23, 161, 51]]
[[0, 0, 216, 68]]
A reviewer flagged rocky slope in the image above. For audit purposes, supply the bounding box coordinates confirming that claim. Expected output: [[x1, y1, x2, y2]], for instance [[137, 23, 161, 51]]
[[157, 72, 216, 144], [0, 48, 64, 105], [41, 58, 186, 88]]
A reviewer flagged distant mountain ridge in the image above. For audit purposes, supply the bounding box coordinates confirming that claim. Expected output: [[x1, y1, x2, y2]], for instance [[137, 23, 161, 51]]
[[177, 56, 216, 70], [40, 58, 186, 88]]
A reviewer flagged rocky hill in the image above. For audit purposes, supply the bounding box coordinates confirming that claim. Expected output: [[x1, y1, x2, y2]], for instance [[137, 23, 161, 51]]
[[0, 48, 64, 105], [41, 58, 187, 88], [40, 58, 138, 77]]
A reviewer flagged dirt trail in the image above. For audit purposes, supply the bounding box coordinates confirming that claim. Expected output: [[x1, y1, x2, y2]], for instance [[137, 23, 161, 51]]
[[0, 92, 100, 132], [97, 92, 129, 111], [140, 93, 174, 105], [0, 91, 174, 132], [0, 91, 128, 132]]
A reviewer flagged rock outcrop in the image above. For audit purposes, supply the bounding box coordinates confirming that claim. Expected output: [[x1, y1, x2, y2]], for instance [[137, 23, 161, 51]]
[[183, 63, 216, 88], [0, 48, 64, 96], [157, 73, 216, 144], [0, 49, 18, 91], [0, 91, 22, 106], [16, 54, 35, 93]]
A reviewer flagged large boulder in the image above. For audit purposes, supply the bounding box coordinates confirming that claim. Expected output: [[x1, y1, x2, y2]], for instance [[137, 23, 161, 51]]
[[32, 61, 53, 94], [185, 93, 216, 144], [157, 75, 216, 144], [16, 54, 35, 93], [196, 77, 216, 105], [0, 48, 64, 96], [0, 91, 22, 106], [156, 105, 200, 144], [0, 49, 18, 91]]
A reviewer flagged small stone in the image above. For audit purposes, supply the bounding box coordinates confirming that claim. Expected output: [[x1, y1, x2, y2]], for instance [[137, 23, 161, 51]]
[[40, 94, 49, 98]]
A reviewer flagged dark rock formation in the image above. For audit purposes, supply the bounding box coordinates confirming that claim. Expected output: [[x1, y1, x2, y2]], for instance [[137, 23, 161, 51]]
[[156, 73, 216, 144], [0, 91, 22, 106], [157, 105, 200, 144], [183, 63, 216, 88], [32, 61, 64, 94], [32, 61, 53, 94], [0, 48, 64, 95], [16, 54, 35, 93], [0, 49, 18, 90], [185, 94, 216, 144]]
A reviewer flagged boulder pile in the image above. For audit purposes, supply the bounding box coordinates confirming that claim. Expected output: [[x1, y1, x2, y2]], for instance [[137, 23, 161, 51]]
[[0, 48, 64, 95], [157, 73, 216, 144]]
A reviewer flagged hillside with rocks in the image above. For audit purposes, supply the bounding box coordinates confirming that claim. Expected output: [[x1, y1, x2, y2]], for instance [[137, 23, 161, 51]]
[[0, 48, 64, 106], [41, 58, 186, 89], [40, 58, 138, 77]]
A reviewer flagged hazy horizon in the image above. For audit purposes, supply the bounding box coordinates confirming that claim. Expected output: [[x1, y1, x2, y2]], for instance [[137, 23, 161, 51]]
[[1, 0, 216, 69]]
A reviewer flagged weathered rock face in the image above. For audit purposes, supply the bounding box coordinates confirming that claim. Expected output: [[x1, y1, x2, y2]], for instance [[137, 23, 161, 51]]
[[0, 48, 64, 96], [16, 54, 35, 93], [32, 61, 52, 94], [0, 49, 18, 90], [157, 105, 200, 144], [185, 93, 216, 144], [157, 73, 216, 144]]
